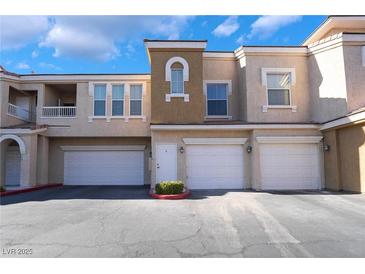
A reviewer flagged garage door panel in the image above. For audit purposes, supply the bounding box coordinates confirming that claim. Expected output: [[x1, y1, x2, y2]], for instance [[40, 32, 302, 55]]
[[260, 143, 321, 190], [188, 167, 243, 179], [5, 149, 21, 186], [186, 145, 244, 189], [64, 150, 144, 185]]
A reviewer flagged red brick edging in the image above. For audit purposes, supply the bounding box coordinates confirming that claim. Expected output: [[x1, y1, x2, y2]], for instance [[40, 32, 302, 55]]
[[149, 189, 191, 200], [0, 183, 63, 197]]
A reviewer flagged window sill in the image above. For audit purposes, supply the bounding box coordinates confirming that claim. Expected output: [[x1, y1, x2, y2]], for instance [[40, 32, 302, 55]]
[[128, 115, 147, 122], [204, 115, 232, 120], [88, 116, 109, 122], [262, 105, 297, 113], [88, 115, 146, 122], [165, 93, 189, 102]]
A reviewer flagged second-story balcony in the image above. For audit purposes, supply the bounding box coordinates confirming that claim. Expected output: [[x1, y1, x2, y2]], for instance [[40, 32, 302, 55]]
[[8, 103, 36, 122], [41, 106, 76, 118], [41, 84, 77, 118], [6, 86, 37, 123]]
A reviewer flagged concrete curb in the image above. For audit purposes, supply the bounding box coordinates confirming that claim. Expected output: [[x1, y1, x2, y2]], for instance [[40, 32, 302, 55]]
[[0, 183, 63, 197]]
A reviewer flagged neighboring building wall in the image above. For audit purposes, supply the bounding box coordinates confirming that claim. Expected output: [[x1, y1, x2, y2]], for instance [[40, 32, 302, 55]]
[[244, 54, 311, 123], [150, 50, 204, 124], [48, 137, 151, 184], [203, 56, 241, 120], [323, 122, 365, 193], [343, 45, 365, 113]]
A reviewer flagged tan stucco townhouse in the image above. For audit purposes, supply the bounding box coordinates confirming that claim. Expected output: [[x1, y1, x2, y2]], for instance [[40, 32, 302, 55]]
[[1, 15, 365, 192]]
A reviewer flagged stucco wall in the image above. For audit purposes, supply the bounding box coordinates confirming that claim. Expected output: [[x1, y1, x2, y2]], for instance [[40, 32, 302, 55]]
[[308, 45, 348, 123], [244, 54, 311, 123], [48, 137, 151, 185], [150, 49, 204, 124], [322, 28, 365, 39], [343, 45, 365, 113], [0, 80, 24, 128], [322, 130, 341, 190], [323, 122, 365, 193]]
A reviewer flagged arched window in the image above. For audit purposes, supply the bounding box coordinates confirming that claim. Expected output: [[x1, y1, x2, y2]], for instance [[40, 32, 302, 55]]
[[165, 56, 189, 95]]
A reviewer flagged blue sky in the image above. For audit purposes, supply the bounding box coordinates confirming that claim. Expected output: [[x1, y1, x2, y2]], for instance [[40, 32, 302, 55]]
[[0, 15, 326, 74]]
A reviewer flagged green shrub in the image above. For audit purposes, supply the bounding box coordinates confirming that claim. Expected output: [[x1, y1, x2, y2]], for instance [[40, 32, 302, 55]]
[[0, 186, 5, 192], [155, 181, 184, 195]]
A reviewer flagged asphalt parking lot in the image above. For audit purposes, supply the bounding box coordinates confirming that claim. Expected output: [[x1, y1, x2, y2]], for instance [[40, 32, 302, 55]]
[[1, 186, 365, 257]]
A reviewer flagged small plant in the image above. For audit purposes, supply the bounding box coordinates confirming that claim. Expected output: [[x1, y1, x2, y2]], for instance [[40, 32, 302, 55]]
[[155, 181, 184, 195], [0, 186, 5, 192]]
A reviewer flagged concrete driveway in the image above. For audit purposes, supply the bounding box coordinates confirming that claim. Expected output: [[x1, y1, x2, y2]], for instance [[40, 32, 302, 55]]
[[1, 186, 365, 258]]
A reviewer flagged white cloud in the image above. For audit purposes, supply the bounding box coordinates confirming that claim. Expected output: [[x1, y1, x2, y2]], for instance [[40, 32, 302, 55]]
[[31, 50, 39, 58], [236, 35, 246, 45], [39, 62, 61, 71], [16, 62, 30, 70], [0, 16, 49, 49], [248, 16, 302, 40], [39, 16, 193, 61], [212, 16, 240, 37]]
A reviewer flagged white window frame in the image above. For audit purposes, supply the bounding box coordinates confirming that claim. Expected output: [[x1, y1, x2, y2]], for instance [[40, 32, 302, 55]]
[[170, 68, 184, 94], [129, 83, 145, 121], [203, 80, 232, 119], [261, 68, 297, 113], [111, 84, 125, 117], [92, 83, 108, 118], [165, 56, 189, 102], [88, 82, 146, 122]]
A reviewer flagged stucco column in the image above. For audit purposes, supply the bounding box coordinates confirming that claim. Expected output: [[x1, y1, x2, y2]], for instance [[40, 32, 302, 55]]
[[37, 135, 49, 185], [323, 130, 341, 191], [20, 134, 38, 187], [0, 140, 11, 186], [250, 130, 262, 191]]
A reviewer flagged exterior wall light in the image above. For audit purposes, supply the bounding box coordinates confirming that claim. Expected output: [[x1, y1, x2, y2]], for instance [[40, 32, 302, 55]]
[[246, 145, 252, 154], [324, 144, 330, 152], [179, 146, 185, 154]]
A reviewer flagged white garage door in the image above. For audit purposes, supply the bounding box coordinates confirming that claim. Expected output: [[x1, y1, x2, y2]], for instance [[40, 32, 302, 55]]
[[64, 150, 144, 185], [5, 147, 21, 186], [186, 145, 244, 189], [260, 143, 321, 190]]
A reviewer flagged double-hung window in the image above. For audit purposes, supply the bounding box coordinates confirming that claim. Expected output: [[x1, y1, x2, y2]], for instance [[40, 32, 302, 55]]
[[267, 73, 291, 106], [130, 85, 143, 116], [171, 68, 184, 94], [207, 83, 228, 116], [94, 84, 106, 116], [112, 84, 124, 116]]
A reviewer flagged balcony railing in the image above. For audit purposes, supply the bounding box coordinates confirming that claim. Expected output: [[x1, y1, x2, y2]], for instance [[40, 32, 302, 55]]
[[8, 103, 35, 122], [42, 106, 76, 118]]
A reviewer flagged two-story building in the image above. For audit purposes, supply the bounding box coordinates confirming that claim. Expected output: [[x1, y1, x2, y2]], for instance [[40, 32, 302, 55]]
[[1, 15, 365, 192]]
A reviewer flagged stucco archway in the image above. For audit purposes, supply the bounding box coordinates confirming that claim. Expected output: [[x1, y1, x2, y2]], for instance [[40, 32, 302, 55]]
[[0, 134, 26, 157]]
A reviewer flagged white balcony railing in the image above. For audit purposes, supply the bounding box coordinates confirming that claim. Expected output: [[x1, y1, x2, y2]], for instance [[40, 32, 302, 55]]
[[41, 106, 76, 118], [8, 103, 35, 122]]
